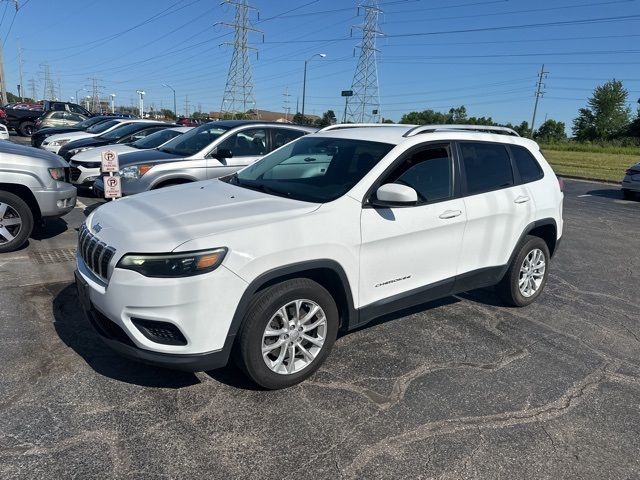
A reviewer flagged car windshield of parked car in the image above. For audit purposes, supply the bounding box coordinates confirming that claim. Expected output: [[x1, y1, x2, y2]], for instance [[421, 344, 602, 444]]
[[159, 123, 229, 157], [100, 123, 154, 141], [131, 129, 183, 149], [75, 117, 111, 129], [86, 119, 120, 134], [229, 137, 394, 203]]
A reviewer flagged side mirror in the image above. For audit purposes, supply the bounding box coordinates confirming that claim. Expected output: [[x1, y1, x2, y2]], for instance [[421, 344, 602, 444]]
[[371, 183, 418, 207], [213, 148, 233, 159]]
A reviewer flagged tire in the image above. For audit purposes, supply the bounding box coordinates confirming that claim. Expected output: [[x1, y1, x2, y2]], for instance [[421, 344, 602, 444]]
[[497, 235, 551, 307], [236, 278, 339, 389], [19, 121, 35, 137], [0, 191, 34, 253], [622, 189, 635, 200]]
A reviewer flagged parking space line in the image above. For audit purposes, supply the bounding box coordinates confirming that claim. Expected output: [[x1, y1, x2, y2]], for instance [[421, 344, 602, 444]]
[[76, 200, 88, 209]]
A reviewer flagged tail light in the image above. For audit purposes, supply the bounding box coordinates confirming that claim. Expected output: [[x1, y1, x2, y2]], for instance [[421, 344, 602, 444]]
[[558, 178, 565, 191], [0, 108, 6, 119]]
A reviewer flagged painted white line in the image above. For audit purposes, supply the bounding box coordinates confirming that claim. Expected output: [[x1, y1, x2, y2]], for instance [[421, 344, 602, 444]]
[[75, 200, 88, 209], [577, 194, 592, 198]]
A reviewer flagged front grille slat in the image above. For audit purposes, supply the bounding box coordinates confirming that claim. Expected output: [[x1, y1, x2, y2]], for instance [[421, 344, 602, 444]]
[[70, 167, 81, 181], [78, 224, 116, 281]]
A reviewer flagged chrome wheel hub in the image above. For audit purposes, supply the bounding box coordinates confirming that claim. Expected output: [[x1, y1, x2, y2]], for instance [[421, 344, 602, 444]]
[[262, 299, 327, 375], [0, 202, 23, 245], [519, 248, 546, 298]]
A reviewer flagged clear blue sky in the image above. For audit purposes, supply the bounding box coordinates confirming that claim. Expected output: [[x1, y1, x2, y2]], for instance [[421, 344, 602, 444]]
[[2, 0, 639, 128]]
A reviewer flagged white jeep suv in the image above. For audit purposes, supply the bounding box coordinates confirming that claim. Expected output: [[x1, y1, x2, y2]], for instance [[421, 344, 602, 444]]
[[75, 124, 564, 389]]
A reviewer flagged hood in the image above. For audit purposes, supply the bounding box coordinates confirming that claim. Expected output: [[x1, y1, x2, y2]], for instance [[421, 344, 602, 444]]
[[116, 148, 182, 167], [44, 131, 96, 144], [0, 141, 67, 167], [64, 136, 108, 150], [71, 143, 135, 162], [87, 180, 320, 252]]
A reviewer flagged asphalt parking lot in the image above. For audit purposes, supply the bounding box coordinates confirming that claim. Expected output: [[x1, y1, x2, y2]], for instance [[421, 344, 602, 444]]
[[1, 169, 639, 478]]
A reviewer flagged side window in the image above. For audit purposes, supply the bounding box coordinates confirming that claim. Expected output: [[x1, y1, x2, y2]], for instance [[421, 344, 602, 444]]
[[511, 145, 543, 183], [383, 144, 453, 204], [50, 112, 65, 119], [68, 104, 84, 114], [218, 128, 267, 156], [459, 142, 514, 195], [66, 113, 84, 122], [272, 128, 306, 150]]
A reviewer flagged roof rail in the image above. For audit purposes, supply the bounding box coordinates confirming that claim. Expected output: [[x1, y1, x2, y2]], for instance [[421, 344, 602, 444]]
[[319, 123, 416, 132], [402, 124, 520, 138]]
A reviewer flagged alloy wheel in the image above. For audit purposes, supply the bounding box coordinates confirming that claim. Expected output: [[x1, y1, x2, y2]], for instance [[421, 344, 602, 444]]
[[261, 299, 327, 375], [518, 248, 546, 297], [0, 202, 23, 245]]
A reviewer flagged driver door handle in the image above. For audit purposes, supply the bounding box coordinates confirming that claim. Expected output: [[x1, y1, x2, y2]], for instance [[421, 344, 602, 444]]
[[514, 195, 530, 204], [439, 209, 462, 219]]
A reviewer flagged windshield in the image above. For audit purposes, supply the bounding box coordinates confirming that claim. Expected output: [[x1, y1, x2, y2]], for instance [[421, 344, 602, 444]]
[[131, 129, 183, 149], [100, 123, 153, 141], [230, 137, 394, 203], [159, 123, 229, 156], [87, 119, 120, 134], [73, 117, 106, 129]]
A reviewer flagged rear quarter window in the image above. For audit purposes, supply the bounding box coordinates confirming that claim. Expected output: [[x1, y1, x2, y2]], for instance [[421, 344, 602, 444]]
[[511, 145, 544, 183]]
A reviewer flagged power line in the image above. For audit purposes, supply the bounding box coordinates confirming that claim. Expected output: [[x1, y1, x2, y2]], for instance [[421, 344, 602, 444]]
[[530, 64, 549, 137]]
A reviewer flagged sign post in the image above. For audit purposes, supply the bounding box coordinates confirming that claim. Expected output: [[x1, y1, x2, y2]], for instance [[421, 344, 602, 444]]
[[341, 90, 353, 123], [101, 150, 121, 200]]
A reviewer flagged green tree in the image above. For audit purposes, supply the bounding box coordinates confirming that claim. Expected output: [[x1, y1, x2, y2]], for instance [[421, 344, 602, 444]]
[[504, 121, 530, 137], [160, 109, 176, 120], [6, 91, 35, 103], [400, 106, 495, 126], [534, 119, 567, 142], [314, 109, 337, 127], [628, 107, 640, 138], [572, 79, 631, 141]]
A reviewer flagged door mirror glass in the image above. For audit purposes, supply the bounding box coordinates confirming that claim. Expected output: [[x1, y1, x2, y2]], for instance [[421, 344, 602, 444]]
[[372, 183, 418, 207], [214, 148, 233, 159]]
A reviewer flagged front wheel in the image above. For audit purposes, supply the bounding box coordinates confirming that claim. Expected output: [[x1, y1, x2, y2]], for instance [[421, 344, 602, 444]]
[[19, 121, 35, 137], [0, 191, 34, 253], [236, 278, 339, 389], [497, 235, 550, 307]]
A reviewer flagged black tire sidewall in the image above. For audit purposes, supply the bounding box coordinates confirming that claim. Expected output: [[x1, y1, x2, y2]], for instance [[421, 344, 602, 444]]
[[238, 279, 339, 389], [0, 191, 34, 253], [19, 122, 34, 136], [506, 236, 550, 307]]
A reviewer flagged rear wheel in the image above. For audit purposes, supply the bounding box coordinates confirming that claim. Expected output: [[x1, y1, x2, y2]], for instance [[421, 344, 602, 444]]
[[18, 121, 35, 137], [497, 235, 550, 307], [0, 191, 34, 253], [236, 278, 339, 389]]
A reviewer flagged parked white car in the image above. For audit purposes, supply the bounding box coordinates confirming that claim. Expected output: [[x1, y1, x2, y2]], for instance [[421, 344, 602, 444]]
[[42, 118, 150, 154], [69, 126, 192, 186], [76, 124, 564, 389]]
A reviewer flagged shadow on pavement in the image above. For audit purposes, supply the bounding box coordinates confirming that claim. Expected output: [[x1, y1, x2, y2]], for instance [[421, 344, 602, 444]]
[[31, 217, 68, 240], [586, 188, 624, 200], [52, 283, 201, 389]]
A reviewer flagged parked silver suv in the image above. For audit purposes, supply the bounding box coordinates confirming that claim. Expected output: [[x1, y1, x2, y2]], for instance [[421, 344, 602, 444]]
[[0, 141, 77, 252], [92, 121, 316, 196]]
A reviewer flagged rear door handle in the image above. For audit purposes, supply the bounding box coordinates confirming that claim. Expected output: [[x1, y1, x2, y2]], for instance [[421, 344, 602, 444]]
[[439, 209, 462, 219], [514, 195, 530, 204]]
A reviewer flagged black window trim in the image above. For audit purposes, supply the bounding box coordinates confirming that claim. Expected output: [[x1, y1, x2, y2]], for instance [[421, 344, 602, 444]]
[[455, 140, 518, 198], [363, 141, 461, 209]]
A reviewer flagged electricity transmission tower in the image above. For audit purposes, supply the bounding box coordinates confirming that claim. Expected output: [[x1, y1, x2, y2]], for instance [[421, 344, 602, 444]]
[[27, 78, 37, 100], [530, 64, 548, 138], [346, 0, 383, 123], [219, 0, 261, 119], [86, 77, 104, 112], [40, 64, 56, 101], [282, 87, 291, 121]]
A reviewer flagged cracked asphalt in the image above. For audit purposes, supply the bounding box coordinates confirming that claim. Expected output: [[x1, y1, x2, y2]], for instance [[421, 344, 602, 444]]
[[1, 176, 639, 480]]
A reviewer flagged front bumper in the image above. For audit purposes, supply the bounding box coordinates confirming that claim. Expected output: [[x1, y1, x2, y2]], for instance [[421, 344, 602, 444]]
[[32, 183, 77, 217], [42, 143, 62, 154], [74, 253, 248, 371], [70, 163, 100, 185], [622, 174, 640, 192]]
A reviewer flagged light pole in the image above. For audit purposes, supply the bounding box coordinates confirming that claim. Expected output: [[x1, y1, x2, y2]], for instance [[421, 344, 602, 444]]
[[136, 90, 145, 118], [75, 88, 85, 105], [110, 94, 116, 114], [85, 95, 91, 110], [162, 83, 177, 119], [301, 53, 326, 122]]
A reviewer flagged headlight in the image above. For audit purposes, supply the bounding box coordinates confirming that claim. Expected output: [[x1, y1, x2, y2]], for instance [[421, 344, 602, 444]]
[[117, 248, 227, 278], [119, 164, 153, 180], [49, 139, 70, 146], [68, 147, 94, 156], [48, 167, 65, 180]]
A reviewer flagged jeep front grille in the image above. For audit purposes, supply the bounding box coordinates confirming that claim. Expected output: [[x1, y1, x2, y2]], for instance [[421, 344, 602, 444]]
[[78, 224, 115, 280]]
